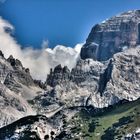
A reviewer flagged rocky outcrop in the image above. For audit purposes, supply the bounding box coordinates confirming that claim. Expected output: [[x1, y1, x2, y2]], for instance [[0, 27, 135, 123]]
[[46, 65, 71, 87], [43, 47, 140, 109], [7, 55, 23, 70], [34, 79, 46, 89], [81, 10, 140, 61], [0, 115, 59, 140], [6, 55, 35, 87], [0, 50, 42, 127], [46, 60, 103, 87], [124, 128, 140, 140]]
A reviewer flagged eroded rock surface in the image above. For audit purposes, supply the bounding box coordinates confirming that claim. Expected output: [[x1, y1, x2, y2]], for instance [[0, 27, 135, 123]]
[[81, 10, 140, 61], [43, 48, 140, 109]]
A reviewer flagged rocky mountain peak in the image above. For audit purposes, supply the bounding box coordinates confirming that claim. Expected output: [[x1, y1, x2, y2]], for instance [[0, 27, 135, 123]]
[[7, 55, 23, 70], [80, 10, 140, 61], [45, 47, 140, 109], [54, 64, 63, 73]]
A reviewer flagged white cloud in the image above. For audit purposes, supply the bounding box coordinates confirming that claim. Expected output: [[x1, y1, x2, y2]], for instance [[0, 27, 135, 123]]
[[0, 17, 83, 81], [46, 44, 83, 71]]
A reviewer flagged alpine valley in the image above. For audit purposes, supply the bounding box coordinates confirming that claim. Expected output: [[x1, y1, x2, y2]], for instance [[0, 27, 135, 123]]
[[0, 10, 140, 140]]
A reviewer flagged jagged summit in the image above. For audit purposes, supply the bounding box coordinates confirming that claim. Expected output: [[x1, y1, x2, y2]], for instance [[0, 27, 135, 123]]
[[80, 10, 140, 61], [45, 47, 140, 108], [0, 50, 42, 128], [0, 10, 140, 140], [100, 10, 140, 31]]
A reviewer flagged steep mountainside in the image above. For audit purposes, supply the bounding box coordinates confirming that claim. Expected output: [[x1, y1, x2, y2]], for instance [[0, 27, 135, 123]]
[[81, 10, 140, 61], [26, 47, 140, 139], [0, 115, 59, 140], [0, 10, 140, 140], [0, 51, 42, 127], [65, 98, 140, 140], [43, 47, 140, 109]]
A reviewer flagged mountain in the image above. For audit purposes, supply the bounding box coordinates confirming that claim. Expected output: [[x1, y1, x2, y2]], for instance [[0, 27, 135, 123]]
[[0, 115, 59, 140], [80, 10, 140, 61], [0, 10, 140, 140], [62, 98, 140, 140], [0, 51, 42, 127], [44, 47, 140, 109]]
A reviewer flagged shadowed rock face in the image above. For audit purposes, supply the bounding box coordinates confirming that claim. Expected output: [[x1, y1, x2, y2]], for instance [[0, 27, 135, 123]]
[[0, 115, 58, 140], [81, 10, 140, 61]]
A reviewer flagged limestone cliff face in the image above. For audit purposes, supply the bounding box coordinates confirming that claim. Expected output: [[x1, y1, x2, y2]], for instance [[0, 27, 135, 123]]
[[44, 48, 140, 109], [81, 10, 140, 61], [0, 52, 42, 127]]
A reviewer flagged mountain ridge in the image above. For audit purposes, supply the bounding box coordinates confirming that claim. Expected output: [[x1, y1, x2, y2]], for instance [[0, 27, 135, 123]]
[[81, 10, 140, 61], [0, 10, 140, 140]]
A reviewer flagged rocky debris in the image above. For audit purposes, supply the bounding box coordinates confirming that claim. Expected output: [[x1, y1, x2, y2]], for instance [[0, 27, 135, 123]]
[[0, 115, 59, 140], [0, 83, 35, 128], [124, 128, 140, 140], [32, 89, 64, 116], [4, 72, 23, 93], [34, 80, 46, 89], [81, 10, 140, 61]]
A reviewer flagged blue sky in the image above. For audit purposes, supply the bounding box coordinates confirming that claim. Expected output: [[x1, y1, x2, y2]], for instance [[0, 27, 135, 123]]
[[1, 0, 140, 48]]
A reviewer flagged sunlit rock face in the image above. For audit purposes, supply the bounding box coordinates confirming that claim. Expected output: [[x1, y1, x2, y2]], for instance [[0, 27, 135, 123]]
[[81, 10, 140, 61], [45, 47, 140, 109], [0, 52, 42, 128]]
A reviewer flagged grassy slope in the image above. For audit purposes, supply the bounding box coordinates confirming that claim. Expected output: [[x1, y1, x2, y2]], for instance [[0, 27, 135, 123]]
[[69, 99, 140, 140]]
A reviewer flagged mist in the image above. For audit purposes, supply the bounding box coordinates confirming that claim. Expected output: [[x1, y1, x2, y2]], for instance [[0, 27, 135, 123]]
[[0, 17, 82, 81]]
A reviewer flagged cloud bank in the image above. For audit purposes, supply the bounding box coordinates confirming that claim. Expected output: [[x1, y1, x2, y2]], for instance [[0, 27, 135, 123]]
[[0, 17, 83, 81]]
